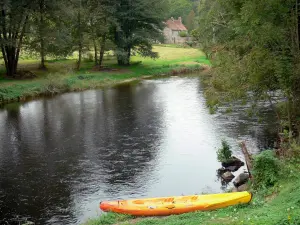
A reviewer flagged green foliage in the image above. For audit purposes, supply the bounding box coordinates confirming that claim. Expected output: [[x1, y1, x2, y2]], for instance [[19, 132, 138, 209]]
[[217, 140, 232, 162], [112, 0, 167, 65], [167, 0, 193, 22], [195, 0, 300, 134], [185, 10, 196, 30], [84, 213, 133, 225], [179, 31, 188, 37], [0, 46, 207, 105], [253, 150, 280, 189], [178, 32, 188, 38]]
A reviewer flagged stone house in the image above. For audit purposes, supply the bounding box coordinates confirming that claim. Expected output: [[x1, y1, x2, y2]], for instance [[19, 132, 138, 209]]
[[163, 17, 189, 44]]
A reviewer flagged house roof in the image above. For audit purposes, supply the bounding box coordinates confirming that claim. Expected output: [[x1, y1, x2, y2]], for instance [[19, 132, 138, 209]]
[[165, 17, 187, 31]]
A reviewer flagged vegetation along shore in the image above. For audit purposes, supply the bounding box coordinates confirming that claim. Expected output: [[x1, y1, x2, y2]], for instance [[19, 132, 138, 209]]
[[0, 46, 209, 106]]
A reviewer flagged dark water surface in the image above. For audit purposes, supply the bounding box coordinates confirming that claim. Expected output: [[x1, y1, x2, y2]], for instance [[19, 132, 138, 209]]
[[0, 77, 277, 224]]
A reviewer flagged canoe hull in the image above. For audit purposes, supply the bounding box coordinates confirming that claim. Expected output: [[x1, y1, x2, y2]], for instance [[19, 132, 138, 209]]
[[100, 191, 252, 216]]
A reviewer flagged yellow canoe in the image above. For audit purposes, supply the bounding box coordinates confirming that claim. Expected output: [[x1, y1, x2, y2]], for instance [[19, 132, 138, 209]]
[[100, 191, 252, 216]]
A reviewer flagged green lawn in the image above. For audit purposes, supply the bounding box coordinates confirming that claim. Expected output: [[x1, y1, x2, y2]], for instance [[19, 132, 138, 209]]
[[85, 158, 300, 225], [0, 45, 209, 105]]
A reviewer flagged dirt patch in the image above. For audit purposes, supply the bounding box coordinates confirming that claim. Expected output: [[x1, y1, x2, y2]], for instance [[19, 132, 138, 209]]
[[177, 61, 201, 65], [4, 70, 37, 80], [91, 65, 131, 74], [265, 192, 278, 202], [201, 64, 211, 71]]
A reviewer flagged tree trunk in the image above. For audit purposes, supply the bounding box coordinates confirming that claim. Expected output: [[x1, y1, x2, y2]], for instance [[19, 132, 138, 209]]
[[40, 42, 46, 69], [288, 95, 293, 140], [78, 41, 82, 70], [76, 0, 82, 70], [117, 54, 123, 66], [99, 34, 106, 66], [93, 39, 98, 66], [296, 0, 300, 51], [127, 46, 131, 65], [116, 47, 130, 66], [240, 141, 253, 178], [39, 0, 46, 70], [115, 29, 130, 66], [0, 10, 28, 77], [2, 46, 19, 77]]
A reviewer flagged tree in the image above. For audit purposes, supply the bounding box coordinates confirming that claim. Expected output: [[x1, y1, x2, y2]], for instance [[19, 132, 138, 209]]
[[27, 0, 73, 69], [76, 0, 84, 70], [186, 9, 195, 30], [196, 0, 300, 138], [112, 0, 167, 66], [87, 0, 115, 67], [167, 0, 193, 22], [0, 0, 35, 77]]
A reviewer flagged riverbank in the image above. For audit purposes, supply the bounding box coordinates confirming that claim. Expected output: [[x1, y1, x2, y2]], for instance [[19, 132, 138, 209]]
[[0, 45, 209, 106], [85, 155, 300, 225]]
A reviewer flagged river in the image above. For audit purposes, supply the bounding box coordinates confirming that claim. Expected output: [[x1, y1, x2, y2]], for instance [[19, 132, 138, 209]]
[[0, 76, 277, 224]]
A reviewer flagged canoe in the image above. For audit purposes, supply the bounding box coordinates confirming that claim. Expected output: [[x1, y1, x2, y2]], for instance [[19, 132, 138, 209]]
[[100, 191, 252, 216]]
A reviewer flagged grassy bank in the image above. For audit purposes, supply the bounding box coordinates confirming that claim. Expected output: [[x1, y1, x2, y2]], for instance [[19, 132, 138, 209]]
[[0, 45, 209, 105], [85, 155, 300, 225]]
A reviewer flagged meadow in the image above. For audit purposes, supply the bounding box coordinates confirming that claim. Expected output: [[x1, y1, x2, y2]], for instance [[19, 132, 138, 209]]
[[0, 45, 209, 105]]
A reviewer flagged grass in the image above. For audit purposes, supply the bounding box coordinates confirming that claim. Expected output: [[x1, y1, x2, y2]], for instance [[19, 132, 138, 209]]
[[84, 157, 300, 225], [0, 46, 209, 105]]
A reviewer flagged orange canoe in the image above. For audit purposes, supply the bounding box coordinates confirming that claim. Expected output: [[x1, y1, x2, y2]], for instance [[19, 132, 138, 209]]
[[100, 191, 252, 216]]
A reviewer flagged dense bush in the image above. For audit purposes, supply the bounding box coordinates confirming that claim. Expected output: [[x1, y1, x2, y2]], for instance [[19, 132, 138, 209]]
[[179, 31, 188, 37], [217, 140, 232, 162], [252, 150, 280, 189]]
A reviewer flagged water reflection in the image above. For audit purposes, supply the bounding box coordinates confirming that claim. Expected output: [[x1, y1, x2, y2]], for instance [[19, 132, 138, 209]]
[[0, 77, 278, 224]]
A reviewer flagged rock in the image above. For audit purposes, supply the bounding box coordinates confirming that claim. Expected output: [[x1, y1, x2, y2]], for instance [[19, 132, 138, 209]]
[[23, 222, 35, 225], [217, 167, 229, 175], [221, 171, 235, 182], [225, 165, 241, 172], [222, 157, 245, 168], [237, 184, 249, 192], [232, 187, 238, 192], [233, 173, 250, 187]]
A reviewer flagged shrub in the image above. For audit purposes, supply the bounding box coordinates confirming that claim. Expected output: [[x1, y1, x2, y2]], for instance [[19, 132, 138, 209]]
[[186, 41, 196, 47], [217, 140, 232, 162], [42, 75, 68, 95], [179, 31, 188, 37], [252, 150, 280, 189]]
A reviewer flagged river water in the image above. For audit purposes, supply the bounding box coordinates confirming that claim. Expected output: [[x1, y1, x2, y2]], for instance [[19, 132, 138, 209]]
[[0, 76, 277, 224]]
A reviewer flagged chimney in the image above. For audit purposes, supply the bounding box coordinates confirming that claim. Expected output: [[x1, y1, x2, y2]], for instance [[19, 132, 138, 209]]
[[178, 17, 182, 23]]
